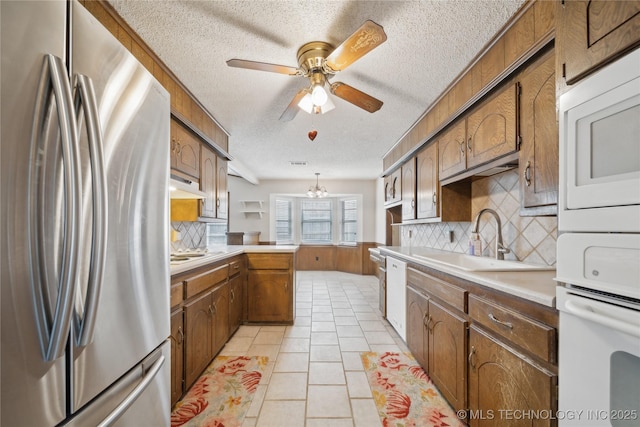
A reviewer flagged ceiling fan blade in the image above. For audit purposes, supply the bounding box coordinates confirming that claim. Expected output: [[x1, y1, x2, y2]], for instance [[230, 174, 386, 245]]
[[226, 59, 299, 75], [324, 20, 387, 72], [279, 89, 308, 121], [330, 82, 383, 113]]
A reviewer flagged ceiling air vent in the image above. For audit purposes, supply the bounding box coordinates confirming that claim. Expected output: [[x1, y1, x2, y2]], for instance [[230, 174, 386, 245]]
[[289, 161, 308, 166]]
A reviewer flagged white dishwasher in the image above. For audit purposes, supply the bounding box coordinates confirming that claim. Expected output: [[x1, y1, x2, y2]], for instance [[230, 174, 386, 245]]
[[386, 257, 407, 340]]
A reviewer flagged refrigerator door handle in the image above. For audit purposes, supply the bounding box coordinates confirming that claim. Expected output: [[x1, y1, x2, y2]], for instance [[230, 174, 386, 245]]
[[73, 74, 108, 348], [96, 353, 166, 427], [29, 54, 82, 362]]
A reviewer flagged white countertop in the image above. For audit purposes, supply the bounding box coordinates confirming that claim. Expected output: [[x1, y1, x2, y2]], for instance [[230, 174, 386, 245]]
[[170, 245, 298, 275], [375, 246, 557, 308]]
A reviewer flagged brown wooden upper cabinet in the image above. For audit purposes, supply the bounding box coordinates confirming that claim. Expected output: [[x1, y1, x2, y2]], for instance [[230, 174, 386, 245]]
[[384, 168, 402, 206], [401, 158, 416, 221], [170, 119, 200, 179], [557, 0, 640, 86], [438, 120, 467, 181], [438, 83, 518, 181], [199, 145, 228, 220], [416, 143, 438, 219], [518, 50, 558, 215], [200, 145, 217, 218], [466, 83, 519, 170], [217, 158, 228, 220]]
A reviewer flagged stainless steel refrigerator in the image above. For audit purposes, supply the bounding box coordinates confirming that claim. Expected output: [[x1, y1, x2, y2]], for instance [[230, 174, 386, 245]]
[[1, 1, 171, 425]]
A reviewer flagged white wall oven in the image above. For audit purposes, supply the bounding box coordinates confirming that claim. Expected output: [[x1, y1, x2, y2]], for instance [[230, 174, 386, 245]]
[[556, 47, 640, 427], [558, 47, 640, 233]]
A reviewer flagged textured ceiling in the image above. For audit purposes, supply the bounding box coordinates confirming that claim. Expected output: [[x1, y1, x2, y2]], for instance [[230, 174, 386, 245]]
[[109, 0, 526, 182]]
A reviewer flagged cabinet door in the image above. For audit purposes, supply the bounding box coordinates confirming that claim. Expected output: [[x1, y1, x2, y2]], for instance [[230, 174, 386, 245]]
[[557, 0, 640, 85], [438, 120, 467, 181], [519, 51, 558, 214], [212, 283, 229, 354], [170, 120, 179, 169], [401, 158, 416, 221], [416, 143, 439, 219], [216, 156, 228, 219], [247, 270, 291, 322], [184, 291, 213, 388], [406, 286, 429, 369], [466, 83, 518, 169], [175, 125, 200, 179], [428, 300, 467, 413], [390, 168, 402, 204], [170, 309, 184, 407], [468, 326, 556, 427], [229, 274, 243, 335], [200, 145, 217, 218]]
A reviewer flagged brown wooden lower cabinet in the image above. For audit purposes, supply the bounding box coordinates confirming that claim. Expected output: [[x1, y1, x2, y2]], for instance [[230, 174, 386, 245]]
[[229, 273, 243, 335], [406, 286, 429, 368], [212, 282, 229, 353], [468, 326, 557, 427], [184, 289, 215, 389], [403, 263, 558, 425], [406, 285, 467, 413], [246, 253, 294, 323], [428, 299, 467, 413], [247, 270, 292, 322], [170, 309, 184, 407]]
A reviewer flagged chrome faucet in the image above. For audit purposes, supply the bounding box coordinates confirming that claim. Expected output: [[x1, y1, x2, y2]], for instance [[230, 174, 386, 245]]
[[471, 208, 511, 260]]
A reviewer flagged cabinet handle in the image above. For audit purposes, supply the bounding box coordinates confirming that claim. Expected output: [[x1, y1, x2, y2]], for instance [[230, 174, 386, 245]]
[[208, 304, 214, 315], [171, 138, 177, 152], [230, 289, 235, 303], [175, 141, 182, 155], [489, 313, 513, 329], [459, 140, 465, 155], [233, 264, 240, 270], [432, 192, 437, 205], [411, 199, 415, 208], [177, 326, 184, 345], [468, 346, 476, 370], [216, 198, 221, 208], [422, 311, 429, 328], [284, 282, 288, 292], [212, 302, 217, 314], [467, 137, 472, 152], [523, 161, 531, 187]]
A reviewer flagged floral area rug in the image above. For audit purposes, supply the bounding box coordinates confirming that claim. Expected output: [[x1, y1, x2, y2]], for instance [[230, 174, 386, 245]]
[[171, 356, 269, 427], [361, 351, 464, 427]]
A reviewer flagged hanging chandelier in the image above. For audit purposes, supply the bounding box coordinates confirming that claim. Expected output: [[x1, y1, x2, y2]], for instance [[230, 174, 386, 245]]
[[307, 173, 328, 198]]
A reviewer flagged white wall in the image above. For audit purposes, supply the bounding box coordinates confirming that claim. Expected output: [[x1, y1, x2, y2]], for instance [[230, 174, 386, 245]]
[[228, 175, 378, 243]]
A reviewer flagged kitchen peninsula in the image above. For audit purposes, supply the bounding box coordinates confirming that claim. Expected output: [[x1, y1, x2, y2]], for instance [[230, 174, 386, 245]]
[[169, 245, 297, 406]]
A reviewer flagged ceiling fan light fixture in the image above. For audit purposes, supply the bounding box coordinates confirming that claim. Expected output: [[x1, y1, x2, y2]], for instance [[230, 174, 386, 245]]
[[311, 84, 328, 106], [298, 92, 314, 113]]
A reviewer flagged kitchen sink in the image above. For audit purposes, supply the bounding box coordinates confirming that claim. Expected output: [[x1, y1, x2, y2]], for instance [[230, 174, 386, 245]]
[[412, 252, 555, 272]]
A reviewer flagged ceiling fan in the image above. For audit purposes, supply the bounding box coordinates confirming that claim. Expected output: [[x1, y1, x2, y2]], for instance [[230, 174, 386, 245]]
[[226, 20, 387, 121]]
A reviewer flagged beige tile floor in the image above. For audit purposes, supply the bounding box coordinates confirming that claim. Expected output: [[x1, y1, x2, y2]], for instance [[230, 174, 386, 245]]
[[216, 270, 410, 427]]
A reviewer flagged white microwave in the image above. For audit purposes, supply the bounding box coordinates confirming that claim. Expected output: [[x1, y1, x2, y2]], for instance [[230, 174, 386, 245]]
[[558, 48, 640, 233]]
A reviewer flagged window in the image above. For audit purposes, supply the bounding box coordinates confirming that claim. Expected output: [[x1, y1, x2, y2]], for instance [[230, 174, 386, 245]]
[[275, 198, 293, 244], [340, 198, 358, 244], [301, 199, 332, 243]]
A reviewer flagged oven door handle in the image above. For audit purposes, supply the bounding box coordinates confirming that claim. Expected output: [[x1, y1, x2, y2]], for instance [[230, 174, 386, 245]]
[[565, 299, 640, 338]]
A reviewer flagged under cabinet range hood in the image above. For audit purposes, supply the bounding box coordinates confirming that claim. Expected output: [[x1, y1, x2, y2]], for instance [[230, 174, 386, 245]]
[[170, 176, 207, 199]]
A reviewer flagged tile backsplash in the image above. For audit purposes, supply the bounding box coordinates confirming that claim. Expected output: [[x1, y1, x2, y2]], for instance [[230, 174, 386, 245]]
[[171, 221, 207, 252], [399, 170, 557, 266]]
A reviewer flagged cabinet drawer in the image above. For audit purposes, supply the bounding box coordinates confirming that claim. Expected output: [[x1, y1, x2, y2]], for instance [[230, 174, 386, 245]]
[[469, 295, 556, 363], [184, 264, 228, 299], [229, 259, 243, 277], [247, 253, 291, 270], [170, 282, 184, 308], [407, 268, 467, 312]]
